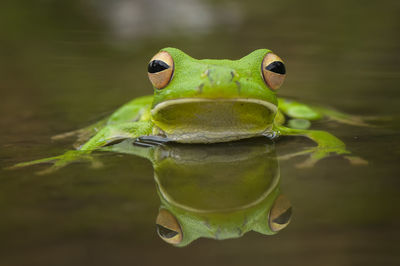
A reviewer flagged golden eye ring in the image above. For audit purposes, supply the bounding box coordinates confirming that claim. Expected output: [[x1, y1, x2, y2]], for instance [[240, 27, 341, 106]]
[[147, 51, 174, 89], [156, 209, 182, 244], [261, 53, 286, 90], [268, 194, 292, 232]]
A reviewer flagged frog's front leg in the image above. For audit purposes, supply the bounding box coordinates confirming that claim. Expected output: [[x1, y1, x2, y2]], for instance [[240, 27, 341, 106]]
[[78, 121, 153, 151], [10, 121, 154, 174], [278, 98, 371, 127], [275, 125, 367, 168]]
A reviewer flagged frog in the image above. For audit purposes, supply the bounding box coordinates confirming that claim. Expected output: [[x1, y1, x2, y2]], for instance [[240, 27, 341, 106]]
[[104, 138, 291, 247], [11, 47, 367, 173]]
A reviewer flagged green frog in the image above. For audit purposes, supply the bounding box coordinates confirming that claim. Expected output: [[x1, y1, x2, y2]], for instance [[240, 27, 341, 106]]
[[105, 138, 291, 247], [11, 47, 366, 173]]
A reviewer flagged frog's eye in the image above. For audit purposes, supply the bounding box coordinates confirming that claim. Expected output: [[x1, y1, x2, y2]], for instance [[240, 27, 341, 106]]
[[261, 53, 286, 90], [156, 209, 182, 244], [268, 194, 292, 232], [148, 51, 174, 89]]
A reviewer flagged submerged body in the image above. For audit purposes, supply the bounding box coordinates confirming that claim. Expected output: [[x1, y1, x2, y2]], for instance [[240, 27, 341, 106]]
[[12, 47, 367, 173]]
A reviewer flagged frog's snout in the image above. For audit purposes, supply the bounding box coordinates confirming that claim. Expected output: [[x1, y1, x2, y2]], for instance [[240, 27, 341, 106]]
[[203, 67, 237, 85], [199, 67, 241, 96]]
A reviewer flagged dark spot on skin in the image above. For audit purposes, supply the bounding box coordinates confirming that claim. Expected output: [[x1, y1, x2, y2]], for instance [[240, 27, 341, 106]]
[[237, 227, 242, 236], [235, 81, 241, 94], [197, 83, 204, 94], [266, 61, 286, 74], [103, 138, 126, 147], [156, 224, 178, 238], [148, 60, 170, 73], [273, 207, 292, 225], [230, 71, 235, 81]]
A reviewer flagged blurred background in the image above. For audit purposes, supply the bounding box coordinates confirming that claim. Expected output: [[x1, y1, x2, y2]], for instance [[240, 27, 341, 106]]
[[1, 0, 400, 265]]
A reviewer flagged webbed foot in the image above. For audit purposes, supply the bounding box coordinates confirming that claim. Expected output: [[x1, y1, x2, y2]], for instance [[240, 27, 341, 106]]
[[279, 147, 367, 168], [7, 150, 99, 175], [275, 125, 367, 168]]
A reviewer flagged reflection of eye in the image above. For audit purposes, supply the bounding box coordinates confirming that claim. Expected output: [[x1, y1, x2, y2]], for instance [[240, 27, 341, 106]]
[[261, 53, 286, 90], [268, 194, 292, 232], [156, 209, 182, 244], [147, 51, 174, 89]]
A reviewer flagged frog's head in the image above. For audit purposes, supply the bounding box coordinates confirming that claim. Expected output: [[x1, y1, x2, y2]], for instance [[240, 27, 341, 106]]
[[156, 193, 291, 247], [147, 48, 286, 143]]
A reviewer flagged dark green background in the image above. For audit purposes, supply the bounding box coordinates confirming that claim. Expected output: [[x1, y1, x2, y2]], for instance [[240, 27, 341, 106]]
[[1, 0, 399, 265]]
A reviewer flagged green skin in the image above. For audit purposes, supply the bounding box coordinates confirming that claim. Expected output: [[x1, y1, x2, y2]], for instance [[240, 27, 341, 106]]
[[11, 47, 366, 173], [104, 139, 287, 247]]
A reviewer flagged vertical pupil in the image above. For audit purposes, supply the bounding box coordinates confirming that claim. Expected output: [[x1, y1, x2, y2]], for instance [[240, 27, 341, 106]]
[[266, 61, 286, 74], [148, 60, 170, 73]]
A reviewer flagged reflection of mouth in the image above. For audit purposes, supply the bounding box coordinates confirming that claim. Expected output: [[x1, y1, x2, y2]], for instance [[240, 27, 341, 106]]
[[154, 164, 280, 213], [151, 98, 277, 143]]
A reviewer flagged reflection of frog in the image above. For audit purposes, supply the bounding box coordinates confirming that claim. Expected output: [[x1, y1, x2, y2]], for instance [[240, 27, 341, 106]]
[[106, 138, 292, 247], [12, 47, 366, 173]]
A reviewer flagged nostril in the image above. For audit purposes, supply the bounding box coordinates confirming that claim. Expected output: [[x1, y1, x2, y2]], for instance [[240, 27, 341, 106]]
[[206, 69, 213, 82], [230, 71, 235, 81], [201, 69, 214, 83]]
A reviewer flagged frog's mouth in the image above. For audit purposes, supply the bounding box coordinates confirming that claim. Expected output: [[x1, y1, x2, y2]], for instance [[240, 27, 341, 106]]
[[151, 98, 277, 143]]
